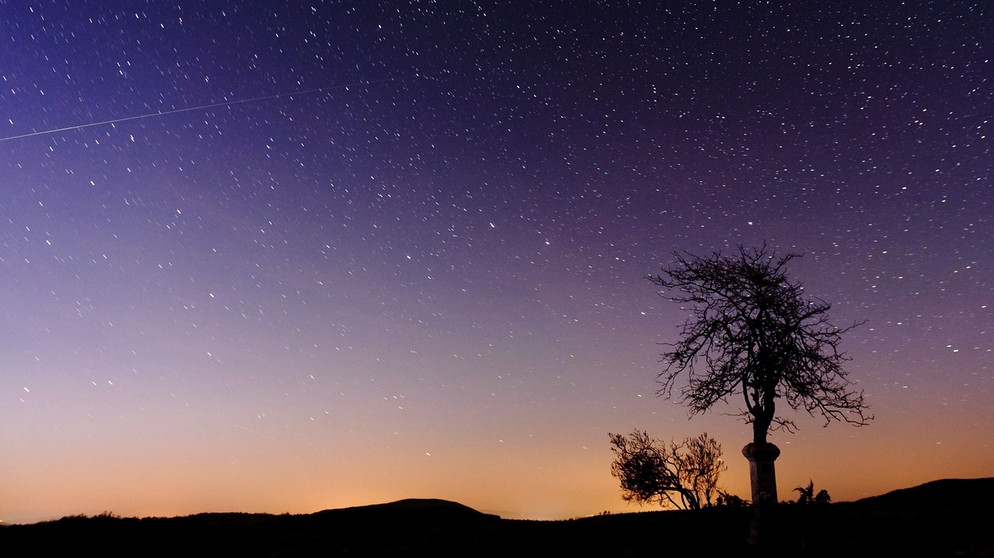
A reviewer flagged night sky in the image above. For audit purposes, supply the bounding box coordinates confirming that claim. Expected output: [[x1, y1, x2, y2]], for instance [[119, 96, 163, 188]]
[[2, 1, 991, 523]]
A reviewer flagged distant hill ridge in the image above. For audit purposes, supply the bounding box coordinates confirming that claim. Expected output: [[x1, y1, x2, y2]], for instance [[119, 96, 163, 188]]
[[3, 479, 992, 557], [8, 478, 993, 526], [853, 477, 994, 509], [317, 497, 494, 516]]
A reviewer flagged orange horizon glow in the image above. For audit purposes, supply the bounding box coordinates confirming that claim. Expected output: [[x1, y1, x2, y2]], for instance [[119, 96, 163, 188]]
[[6, 400, 991, 524]]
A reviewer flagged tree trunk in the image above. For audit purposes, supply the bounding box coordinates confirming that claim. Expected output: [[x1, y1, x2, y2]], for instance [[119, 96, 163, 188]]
[[752, 416, 771, 444]]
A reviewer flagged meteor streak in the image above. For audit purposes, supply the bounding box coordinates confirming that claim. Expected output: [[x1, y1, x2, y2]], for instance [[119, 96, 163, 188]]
[[0, 73, 425, 143]]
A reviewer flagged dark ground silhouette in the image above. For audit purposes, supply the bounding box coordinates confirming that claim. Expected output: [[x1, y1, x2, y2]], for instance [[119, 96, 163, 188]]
[[2, 478, 992, 557]]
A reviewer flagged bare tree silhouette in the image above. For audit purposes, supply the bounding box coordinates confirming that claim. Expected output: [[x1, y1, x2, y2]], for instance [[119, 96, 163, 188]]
[[647, 244, 871, 505], [609, 430, 726, 510]]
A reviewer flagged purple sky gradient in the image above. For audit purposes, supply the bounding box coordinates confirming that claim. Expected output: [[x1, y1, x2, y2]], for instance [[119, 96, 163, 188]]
[[1, 1, 991, 523]]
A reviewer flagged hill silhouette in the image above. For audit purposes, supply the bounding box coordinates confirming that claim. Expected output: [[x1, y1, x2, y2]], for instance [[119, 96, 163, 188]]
[[852, 477, 994, 509], [1, 479, 991, 557], [315, 497, 498, 518]]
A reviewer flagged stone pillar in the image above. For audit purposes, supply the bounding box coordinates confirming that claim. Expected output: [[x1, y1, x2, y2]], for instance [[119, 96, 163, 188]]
[[742, 442, 781, 505], [743, 442, 781, 546]]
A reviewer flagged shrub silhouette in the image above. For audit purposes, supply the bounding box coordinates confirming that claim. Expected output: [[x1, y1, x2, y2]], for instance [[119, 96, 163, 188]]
[[609, 430, 726, 509]]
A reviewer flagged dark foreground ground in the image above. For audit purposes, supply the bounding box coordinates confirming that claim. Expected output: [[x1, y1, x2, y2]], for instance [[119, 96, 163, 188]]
[[2, 478, 992, 557]]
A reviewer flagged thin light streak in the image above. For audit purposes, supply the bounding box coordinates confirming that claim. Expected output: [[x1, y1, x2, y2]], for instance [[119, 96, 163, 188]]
[[0, 73, 427, 143]]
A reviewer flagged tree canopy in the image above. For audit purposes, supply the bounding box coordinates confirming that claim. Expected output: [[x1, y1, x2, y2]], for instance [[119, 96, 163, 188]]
[[609, 431, 726, 510], [648, 245, 871, 443]]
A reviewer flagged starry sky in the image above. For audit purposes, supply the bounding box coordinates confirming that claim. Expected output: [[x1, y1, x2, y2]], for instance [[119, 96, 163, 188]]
[[1, 1, 991, 523]]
